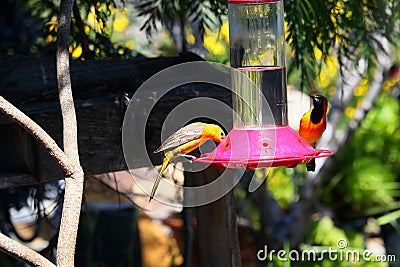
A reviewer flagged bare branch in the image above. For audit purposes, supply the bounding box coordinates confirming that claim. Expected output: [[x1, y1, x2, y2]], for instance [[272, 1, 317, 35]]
[[57, 0, 79, 165], [0, 82, 83, 267], [0, 233, 55, 267], [56, 0, 84, 266]]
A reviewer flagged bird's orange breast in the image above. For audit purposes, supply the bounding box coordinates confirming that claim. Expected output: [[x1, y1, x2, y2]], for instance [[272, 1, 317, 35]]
[[299, 111, 326, 145]]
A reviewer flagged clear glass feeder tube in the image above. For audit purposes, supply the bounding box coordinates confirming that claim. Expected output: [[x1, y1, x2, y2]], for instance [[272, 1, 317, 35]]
[[229, 0, 287, 127]]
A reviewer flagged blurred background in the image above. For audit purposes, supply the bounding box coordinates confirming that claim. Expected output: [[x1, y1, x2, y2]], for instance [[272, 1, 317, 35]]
[[0, 0, 399, 266]]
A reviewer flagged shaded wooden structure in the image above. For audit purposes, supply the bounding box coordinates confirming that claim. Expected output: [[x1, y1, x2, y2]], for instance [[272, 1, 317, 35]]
[[0, 53, 232, 188], [0, 53, 242, 267]]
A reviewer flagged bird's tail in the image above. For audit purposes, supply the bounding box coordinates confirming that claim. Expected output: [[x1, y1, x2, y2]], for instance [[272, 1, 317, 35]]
[[149, 151, 175, 202], [306, 159, 316, 172], [306, 143, 316, 172]]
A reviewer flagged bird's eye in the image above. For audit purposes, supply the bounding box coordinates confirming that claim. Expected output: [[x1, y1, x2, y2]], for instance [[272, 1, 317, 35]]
[[220, 132, 226, 139]]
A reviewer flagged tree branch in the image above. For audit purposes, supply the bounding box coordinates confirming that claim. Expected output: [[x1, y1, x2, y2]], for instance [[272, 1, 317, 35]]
[[56, 0, 84, 266], [0, 83, 83, 267], [57, 0, 79, 165], [0, 232, 55, 267]]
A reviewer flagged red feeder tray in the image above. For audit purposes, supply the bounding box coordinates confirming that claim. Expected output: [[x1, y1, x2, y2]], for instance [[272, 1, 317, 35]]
[[194, 126, 333, 170]]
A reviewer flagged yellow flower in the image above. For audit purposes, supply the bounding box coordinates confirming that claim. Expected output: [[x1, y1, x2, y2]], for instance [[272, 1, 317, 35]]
[[314, 48, 322, 60], [84, 25, 90, 35], [318, 71, 330, 88], [354, 78, 368, 97], [345, 107, 355, 119], [46, 16, 58, 32], [204, 38, 226, 56], [382, 77, 400, 91], [325, 56, 338, 79], [125, 40, 134, 50], [331, 15, 337, 24], [317, 55, 338, 88], [45, 35, 53, 44], [87, 6, 104, 33], [204, 34, 217, 51], [186, 33, 195, 45], [113, 8, 130, 32], [211, 42, 226, 56], [72, 45, 82, 59], [219, 21, 229, 43]]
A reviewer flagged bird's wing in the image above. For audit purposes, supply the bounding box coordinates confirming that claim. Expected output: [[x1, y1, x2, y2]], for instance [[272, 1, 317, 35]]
[[154, 122, 205, 153]]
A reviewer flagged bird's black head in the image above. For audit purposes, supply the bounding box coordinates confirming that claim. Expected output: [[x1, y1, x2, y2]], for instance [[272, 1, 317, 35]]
[[309, 94, 328, 124], [310, 95, 328, 107]]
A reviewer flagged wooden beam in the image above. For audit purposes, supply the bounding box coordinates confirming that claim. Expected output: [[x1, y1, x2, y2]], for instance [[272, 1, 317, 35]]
[[0, 53, 204, 105], [0, 54, 232, 188]]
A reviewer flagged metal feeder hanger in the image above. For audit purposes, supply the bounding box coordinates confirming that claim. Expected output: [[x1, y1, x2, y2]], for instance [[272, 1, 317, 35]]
[[195, 0, 332, 169]]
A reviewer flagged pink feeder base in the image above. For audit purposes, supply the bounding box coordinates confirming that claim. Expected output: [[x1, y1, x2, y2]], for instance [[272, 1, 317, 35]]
[[194, 126, 332, 169]]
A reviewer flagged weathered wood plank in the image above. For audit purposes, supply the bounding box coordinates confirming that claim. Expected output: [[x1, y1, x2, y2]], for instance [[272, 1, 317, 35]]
[[0, 53, 204, 104], [0, 54, 233, 188]]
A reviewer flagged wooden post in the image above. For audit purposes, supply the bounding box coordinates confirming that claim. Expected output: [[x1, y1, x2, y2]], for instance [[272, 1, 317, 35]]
[[186, 166, 242, 267]]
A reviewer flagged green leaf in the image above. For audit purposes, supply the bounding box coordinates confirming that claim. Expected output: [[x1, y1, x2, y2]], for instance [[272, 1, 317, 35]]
[[376, 209, 400, 225]]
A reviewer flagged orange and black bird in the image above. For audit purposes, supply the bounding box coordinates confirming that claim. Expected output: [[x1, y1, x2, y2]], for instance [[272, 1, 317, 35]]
[[299, 95, 328, 172]]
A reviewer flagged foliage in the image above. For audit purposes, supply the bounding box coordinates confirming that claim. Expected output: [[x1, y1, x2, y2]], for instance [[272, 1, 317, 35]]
[[5, 0, 399, 79], [0, 1, 45, 56], [321, 93, 400, 225], [202, 21, 230, 63], [265, 167, 296, 208], [285, 0, 400, 91], [1, 0, 400, 266], [301, 217, 386, 267], [135, 0, 227, 39], [17, 0, 133, 59], [135, 0, 400, 91]]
